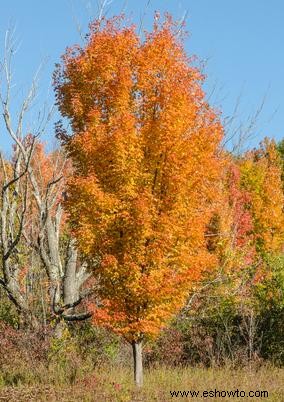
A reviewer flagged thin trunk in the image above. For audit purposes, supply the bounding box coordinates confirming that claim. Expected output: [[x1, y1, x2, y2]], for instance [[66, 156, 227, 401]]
[[132, 340, 143, 387], [40, 272, 47, 328]]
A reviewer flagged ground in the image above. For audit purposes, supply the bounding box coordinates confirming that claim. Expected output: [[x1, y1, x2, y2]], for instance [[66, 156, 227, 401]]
[[0, 366, 283, 401]]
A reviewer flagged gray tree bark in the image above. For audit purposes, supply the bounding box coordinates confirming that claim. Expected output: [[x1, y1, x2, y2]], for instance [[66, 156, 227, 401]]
[[132, 340, 143, 387]]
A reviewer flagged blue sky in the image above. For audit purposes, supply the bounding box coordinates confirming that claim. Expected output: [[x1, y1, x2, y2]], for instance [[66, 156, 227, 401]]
[[0, 0, 283, 153]]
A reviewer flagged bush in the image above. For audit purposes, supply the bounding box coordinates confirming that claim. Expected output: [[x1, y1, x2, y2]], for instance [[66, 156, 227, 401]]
[[144, 254, 284, 368], [255, 254, 284, 365]]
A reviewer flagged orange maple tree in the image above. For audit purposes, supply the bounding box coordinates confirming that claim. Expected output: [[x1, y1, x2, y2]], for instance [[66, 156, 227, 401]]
[[205, 140, 284, 310], [54, 15, 223, 385], [240, 139, 284, 254]]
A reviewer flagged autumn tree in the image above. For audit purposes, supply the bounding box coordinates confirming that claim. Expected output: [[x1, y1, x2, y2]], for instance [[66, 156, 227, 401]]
[[208, 138, 284, 274], [54, 15, 223, 386], [276, 139, 284, 188], [240, 139, 284, 255], [198, 140, 284, 364]]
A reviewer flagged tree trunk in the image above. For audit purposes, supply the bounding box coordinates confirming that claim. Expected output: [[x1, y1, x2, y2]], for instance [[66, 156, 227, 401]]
[[63, 241, 80, 315], [132, 340, 143, 387], [53, 319, 67, 339]]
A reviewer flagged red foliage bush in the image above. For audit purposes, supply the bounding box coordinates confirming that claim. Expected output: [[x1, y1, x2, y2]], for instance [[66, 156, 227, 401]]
[[0, 322, 50, 368]]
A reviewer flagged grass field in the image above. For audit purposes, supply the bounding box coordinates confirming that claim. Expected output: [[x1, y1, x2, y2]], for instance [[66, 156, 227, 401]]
[[0, 365, 283, 401]]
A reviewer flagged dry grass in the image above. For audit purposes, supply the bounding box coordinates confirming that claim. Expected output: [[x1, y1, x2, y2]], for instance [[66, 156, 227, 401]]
[[0, 365, 283, 401]]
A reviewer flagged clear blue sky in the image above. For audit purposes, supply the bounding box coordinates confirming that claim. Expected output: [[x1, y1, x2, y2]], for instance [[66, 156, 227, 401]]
[[0, 0, 283, 153]]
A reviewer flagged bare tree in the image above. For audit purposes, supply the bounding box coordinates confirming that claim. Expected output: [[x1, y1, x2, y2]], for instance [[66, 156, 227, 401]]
[[0, 29, 40, 328], [0, 29, 93, 330], [25, 147, 93, 325]]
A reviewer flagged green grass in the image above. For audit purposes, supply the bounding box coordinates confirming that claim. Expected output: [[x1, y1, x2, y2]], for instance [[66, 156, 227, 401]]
[[0, 365, 283, 401]]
